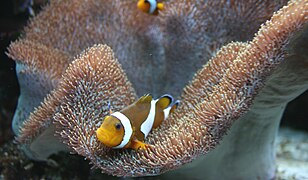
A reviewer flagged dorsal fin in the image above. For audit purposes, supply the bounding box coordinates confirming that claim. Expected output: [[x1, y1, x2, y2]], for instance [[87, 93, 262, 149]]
[[156, 94, 173, 109], [136, 94, 153, 104], [169, 100, 180, 114]]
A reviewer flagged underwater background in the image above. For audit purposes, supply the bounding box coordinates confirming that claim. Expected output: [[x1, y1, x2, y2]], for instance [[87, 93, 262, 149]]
[[0, 0, 307, 179]]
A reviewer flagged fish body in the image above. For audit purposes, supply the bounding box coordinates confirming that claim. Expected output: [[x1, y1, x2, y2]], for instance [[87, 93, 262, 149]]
[[137, 0, 164, 15], [96, 94, 179, 150]]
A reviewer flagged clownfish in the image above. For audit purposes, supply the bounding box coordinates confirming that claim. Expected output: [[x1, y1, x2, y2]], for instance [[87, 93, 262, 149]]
[[96, 94, 179, 150], [137, 0, 164, 15]]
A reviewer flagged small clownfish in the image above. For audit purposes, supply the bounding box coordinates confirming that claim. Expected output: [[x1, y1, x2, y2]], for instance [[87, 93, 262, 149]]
[[137, 0, 164, 15], [96, 94, 179, 150]]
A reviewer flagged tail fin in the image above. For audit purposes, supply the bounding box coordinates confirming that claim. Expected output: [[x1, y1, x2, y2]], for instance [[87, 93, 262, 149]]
[[157, 3, 164, 10], [158, 94, 180, 120], [156, 94, 173, 109], [169, 100, 180, 114]]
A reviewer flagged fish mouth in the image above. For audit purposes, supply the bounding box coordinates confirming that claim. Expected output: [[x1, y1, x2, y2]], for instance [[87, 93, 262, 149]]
[[96, 128, 110, 145]]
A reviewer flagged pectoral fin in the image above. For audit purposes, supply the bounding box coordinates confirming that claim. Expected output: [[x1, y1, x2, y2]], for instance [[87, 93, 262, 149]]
[[130, 139, 150, 150]]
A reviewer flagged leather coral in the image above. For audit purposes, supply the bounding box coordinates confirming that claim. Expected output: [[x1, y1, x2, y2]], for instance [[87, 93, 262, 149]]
[[7, 0, 308, 179]]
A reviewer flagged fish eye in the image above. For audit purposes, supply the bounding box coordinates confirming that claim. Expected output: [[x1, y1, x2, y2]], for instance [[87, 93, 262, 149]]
[[115, 123, 122, 130]]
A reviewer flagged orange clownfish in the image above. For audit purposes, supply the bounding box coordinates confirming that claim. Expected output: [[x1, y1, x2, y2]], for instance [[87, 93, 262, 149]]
[[137, 0, 164, 15], [96, 94, 179, 150]]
